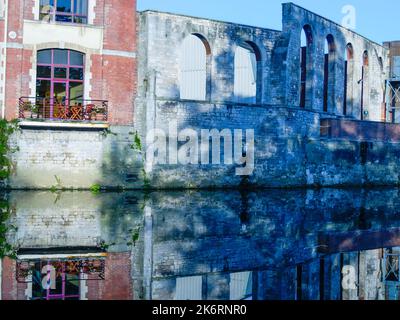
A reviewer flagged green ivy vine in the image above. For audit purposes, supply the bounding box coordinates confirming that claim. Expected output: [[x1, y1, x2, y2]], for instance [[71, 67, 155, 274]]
[[0, 119, 19, 182], [0, 199, 17, 259]]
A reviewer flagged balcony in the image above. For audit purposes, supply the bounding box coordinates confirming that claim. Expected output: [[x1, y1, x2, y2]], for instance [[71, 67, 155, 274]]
[[19, 97, 108, 124]]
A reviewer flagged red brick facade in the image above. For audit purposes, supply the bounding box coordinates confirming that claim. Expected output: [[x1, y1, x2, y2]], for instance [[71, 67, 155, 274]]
[[0, 0, 137, 125], [87, 252, 133, 300]]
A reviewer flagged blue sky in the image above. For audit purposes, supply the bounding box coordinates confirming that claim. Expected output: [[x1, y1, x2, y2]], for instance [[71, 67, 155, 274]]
[[137, 0, 399, 44]]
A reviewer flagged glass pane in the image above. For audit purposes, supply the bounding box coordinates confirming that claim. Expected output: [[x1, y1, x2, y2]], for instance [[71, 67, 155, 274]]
[[37, 50, 52, 64], [32, 263, 47, 300], [49, 275, 63, 296], [36, 80, 51, 99], [39, 0, 54, 21], [53, 82, 67, 104], [54, 67, 67, 79], [55, 14, 73, 23], [74, 0, 88, 15], [73, 16, 87, 24], [40, 0, 54, 6], [37, 66, 51, 78], [70, 51, 84, 66], [69, 68, 83, 80], [69, 82, 84, 102], [65, 274, 80, 296], [56, 0, 72, 13], [54, 49, 68, 64]]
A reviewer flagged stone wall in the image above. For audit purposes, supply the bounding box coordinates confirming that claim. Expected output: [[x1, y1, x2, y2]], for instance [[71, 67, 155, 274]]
[[123, 4, 396, 191], [137, 4, 389, 122], [7, 125, 146, 189], [6, 111, 400, 189], [137, 10, 281, 104], [277, 3, 388, 120]]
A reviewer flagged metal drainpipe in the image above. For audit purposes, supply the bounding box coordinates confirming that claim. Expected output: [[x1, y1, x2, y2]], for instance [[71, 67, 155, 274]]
[[1, 0, 8, 119]]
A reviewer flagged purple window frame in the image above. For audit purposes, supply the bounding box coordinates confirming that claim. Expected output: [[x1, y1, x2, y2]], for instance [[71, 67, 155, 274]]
[[32, 261, 80, 301], [40, 0, 88, 24], [37, 49, 85, 118]]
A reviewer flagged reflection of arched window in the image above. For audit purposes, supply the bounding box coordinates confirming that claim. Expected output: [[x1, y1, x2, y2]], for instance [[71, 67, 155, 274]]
[[361, 50, 369, 120], [234, 42, 261, 104], [323, 35, 336, 112], [36, 49, 85, 118], [344, 43, 354, 116], [300, 25, 313, 108], [180, 34, 211, 101]]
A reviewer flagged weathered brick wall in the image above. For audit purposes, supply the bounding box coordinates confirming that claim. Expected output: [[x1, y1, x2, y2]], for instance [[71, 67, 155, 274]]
[[101, 0, 137, 125], [127, 7, 397, 191], [280, 3, 388, 120], [6, 114, 400, 189], [4, 0, 30, 120], [138, 5, 389, 123], [8, 126, 145, 189], [100, 55, 136, 125], [87, 253, 133, 300], [137, 10, 281, 104]]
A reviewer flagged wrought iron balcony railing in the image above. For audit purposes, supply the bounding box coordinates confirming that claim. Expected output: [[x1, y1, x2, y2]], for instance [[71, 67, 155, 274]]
[[18, 97, 108, 122]]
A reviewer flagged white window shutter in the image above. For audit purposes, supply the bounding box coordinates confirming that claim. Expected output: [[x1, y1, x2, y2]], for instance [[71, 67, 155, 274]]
[[180, 35, 207, 101], [234, 45, 257, 104]]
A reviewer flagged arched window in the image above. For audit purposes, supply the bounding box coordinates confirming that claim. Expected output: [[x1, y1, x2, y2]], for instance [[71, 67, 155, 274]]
[[323, 35, 336, 112], [361, 50, 369, 120], [300, 25, 313, 108], [180, 34, 211, 101], [344, 43, 354, 116], [36, 49, 85, 118], [234, 41, 261, 104], [39, 0, 88, 24]]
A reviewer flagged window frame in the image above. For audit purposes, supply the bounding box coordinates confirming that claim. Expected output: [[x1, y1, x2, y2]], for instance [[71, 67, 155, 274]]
[[37, 49, 84, 91], [31, 260, 81, 301], [39, 0, 89, 25], [36, 49, 85, 112]]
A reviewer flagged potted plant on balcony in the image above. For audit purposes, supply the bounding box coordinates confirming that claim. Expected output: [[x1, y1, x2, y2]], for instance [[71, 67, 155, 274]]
[[94, 105, 106, 121], [22, 101, 33, 119]]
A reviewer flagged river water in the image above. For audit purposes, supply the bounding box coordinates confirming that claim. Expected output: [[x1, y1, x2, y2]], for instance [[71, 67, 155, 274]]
[[1, 188, 400, 300]]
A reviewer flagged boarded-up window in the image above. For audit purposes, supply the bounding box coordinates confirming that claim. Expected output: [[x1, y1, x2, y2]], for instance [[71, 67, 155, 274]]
[[234, 44, 257, 104], [175, 276, 202, 300], [180, 34, 208, 101], [393, 56, 400, 78], [230, 272, 253, 300], [323, 35, 335, 113]]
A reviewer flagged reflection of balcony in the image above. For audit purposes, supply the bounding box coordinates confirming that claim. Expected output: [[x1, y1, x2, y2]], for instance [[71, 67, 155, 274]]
[[320, 118, 400, 142], [18, 97, 108, 123]]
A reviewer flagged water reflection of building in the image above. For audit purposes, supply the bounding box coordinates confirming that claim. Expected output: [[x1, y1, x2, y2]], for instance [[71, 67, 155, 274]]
[[2, 251, 133, 300], [2, 189, 400, 300], [0, 191, 140, 300]]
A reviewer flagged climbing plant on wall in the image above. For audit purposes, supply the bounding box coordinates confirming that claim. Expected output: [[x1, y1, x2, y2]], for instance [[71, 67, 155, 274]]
[[0, 119, 18, 181], [0, 199, 16, 259]]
